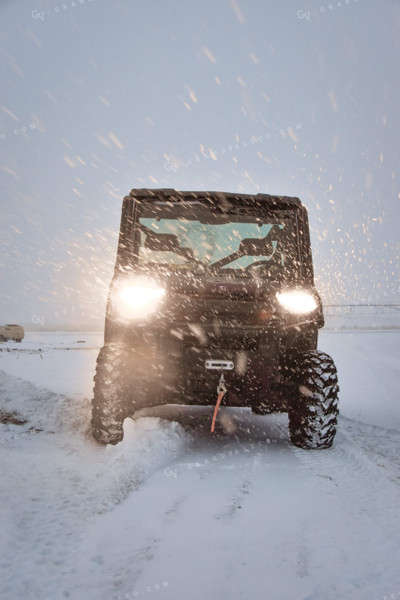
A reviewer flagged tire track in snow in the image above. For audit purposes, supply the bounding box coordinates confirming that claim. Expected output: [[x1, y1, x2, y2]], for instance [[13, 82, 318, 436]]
[[100, 429, 310, 600], [214, 476, 251, 522], [340, 415, 400, 477], [292, 421, 400, 546]]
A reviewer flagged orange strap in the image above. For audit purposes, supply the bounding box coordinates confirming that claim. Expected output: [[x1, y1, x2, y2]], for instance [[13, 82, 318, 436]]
[[211, 390, 226, 432]]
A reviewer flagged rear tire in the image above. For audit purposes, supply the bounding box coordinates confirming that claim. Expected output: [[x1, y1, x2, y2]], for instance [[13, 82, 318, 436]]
[[91, 344, 133, 445], [288, 351, 339, 449]]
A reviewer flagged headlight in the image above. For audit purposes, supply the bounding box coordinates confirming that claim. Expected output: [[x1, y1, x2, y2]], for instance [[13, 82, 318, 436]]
[[276, 290, 318, 315], [116, 279, 166, 319]]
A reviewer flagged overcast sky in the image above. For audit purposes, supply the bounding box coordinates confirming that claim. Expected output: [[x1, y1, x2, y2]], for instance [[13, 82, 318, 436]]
[[1, 0, 399, 328]]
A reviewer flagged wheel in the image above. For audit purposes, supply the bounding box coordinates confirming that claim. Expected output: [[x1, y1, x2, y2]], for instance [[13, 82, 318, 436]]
[[288, 351, 339, 449], [91, 344, 134, 445]]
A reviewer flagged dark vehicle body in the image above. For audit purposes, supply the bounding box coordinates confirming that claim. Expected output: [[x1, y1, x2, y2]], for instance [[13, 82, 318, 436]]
[[92, 189, 339, 448]]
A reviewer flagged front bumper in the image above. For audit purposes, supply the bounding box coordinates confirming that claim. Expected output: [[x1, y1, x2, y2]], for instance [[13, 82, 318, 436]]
[[106, 321, 287, 409]]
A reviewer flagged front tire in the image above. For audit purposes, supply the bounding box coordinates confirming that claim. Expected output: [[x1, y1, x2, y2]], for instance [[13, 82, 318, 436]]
[[91, 344, 133, 445], [288, 351, 339, 449]]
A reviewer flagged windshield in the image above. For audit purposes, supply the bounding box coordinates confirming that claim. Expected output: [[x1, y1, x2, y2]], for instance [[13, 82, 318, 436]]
[[135, 200, 300, 279]]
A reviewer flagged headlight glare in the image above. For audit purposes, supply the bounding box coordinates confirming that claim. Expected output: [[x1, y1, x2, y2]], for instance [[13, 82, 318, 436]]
[[116, 279, 166, 319], [276, 290, 318, 315]]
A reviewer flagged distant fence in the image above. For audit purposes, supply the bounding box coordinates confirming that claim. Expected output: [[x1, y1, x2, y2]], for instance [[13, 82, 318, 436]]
[[323, 304, 400, 330]]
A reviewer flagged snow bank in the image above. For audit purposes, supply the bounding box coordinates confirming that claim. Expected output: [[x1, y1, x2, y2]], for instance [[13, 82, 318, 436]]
[[0, 369, 190, 600]]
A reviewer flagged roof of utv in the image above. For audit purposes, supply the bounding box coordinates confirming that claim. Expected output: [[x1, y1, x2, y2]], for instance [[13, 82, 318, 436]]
[[128, 188, 303, 211]]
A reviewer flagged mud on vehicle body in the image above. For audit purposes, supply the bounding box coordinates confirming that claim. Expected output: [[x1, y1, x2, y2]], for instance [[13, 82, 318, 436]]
[[92, 189, 339, 448]]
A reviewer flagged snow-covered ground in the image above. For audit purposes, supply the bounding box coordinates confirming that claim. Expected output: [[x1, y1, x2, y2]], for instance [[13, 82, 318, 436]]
[[1, 330, 399, 600]]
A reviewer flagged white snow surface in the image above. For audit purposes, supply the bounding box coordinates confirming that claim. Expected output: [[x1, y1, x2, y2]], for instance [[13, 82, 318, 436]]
[[1, 330, 400, 600]]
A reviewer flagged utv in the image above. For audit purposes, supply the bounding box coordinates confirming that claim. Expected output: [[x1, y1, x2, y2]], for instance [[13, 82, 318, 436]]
[[92, 189, 339, 449], [0, 324, 24, 343]]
